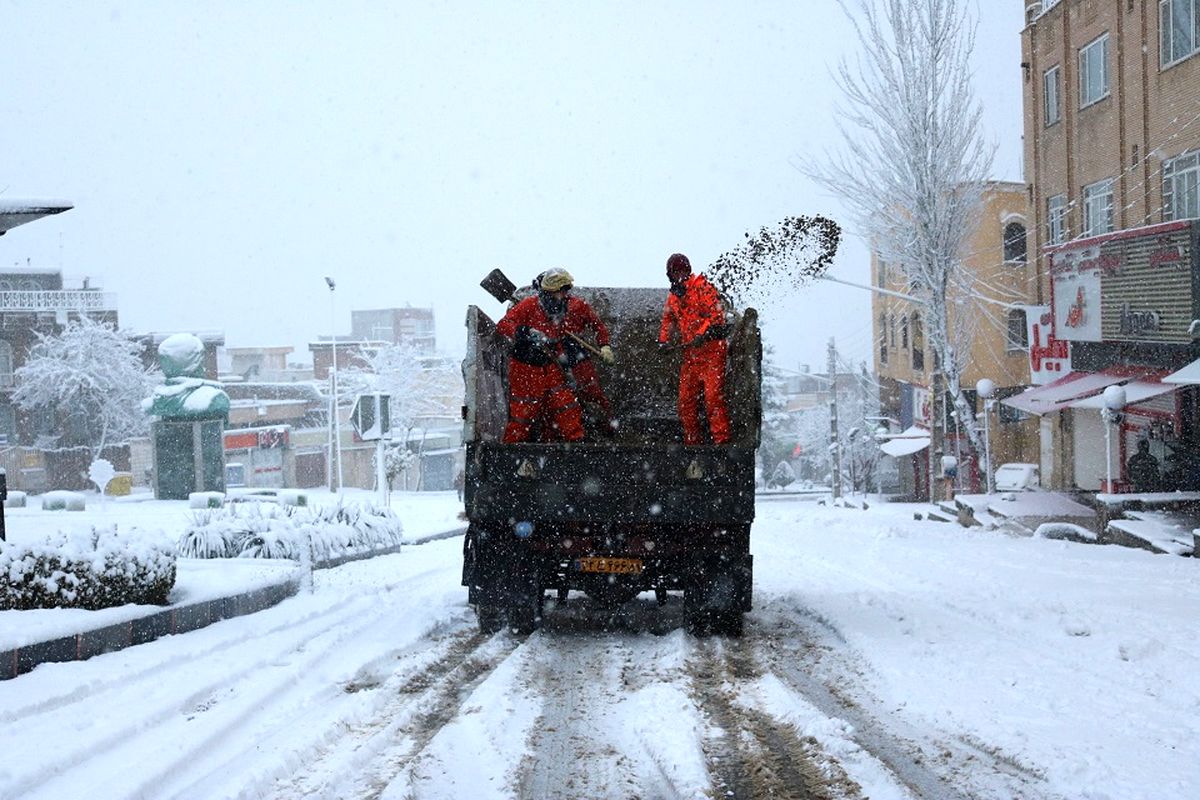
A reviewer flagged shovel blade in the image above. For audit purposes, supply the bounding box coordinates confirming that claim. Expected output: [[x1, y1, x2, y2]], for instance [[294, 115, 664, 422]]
[[480, 268, 517, 303]]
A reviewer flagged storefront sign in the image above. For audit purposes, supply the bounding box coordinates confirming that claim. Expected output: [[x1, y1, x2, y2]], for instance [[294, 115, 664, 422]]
[[1024, 305, 1071, 385], [1050, 246, 1102, 342], [912, 384, 931, 427]]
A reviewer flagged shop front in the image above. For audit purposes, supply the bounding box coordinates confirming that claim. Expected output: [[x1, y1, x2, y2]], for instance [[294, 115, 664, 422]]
[[1003, 220, 1200, 492]]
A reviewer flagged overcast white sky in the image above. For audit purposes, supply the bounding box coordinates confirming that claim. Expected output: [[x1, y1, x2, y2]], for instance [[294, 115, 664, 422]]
[[0, 1, 1024, 373]]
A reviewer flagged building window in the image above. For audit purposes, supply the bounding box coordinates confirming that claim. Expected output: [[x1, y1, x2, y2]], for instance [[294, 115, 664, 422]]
[[1079, 34, 1110, 108], [1006, 309, 1028, 352], [876, 258, 889, 288], [1003, 221, 1027, 263], [878, 313, 888, 365], [1083, 179, 1115, 236], [1047, 194, 1068, 244], [900, 315, 909, 350], [1164, 150, 1200, 220], [0, 340, 12, 387], [889, 312, 897, 347], [1161, 0, 1200, 67], [1043, 65, 1061, 125], [910, 312, 924, 372]]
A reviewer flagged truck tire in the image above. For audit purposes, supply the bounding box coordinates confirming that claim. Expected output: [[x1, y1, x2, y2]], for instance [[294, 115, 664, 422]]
[[685, 555, 745, 638], [477, 603, 505, 634]]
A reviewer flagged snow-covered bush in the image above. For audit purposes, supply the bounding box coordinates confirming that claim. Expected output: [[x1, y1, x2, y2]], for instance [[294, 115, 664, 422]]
[[179, 502, 403, 561], [0, 526, 176, 611], [278, 489, 308, 507], [770, 460, 796, 489], [4, 490, 27, 508], [41, 490, 87, 511], [189, 491, 226, 509]]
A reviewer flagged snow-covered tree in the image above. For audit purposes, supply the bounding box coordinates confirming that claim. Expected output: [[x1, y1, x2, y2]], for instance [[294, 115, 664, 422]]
[[343, 344, 459, 434], [805, 0, 995, 460], [343, 343, 463, 490], [380, 442, 419, 491], [759, 346, 794, 476], [13, 317, 158, 458]]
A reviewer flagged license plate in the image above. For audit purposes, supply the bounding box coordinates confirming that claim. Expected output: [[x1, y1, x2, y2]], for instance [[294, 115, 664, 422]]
[[575, 556, 643, 575]]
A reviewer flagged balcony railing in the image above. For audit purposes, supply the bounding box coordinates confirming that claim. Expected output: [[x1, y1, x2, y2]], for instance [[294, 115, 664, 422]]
[[0, 290, 117, 312]]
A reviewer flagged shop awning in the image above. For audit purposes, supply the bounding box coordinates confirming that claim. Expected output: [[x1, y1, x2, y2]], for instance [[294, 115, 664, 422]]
[[1001, 367, 1158, 415], [878, 425, 931, 457], [1068, 376, 1174, 409], [1164, 358, 1200, 385]]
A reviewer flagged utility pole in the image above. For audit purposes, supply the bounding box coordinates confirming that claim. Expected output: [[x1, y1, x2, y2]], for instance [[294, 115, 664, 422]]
[[828, 338, 842, 500]]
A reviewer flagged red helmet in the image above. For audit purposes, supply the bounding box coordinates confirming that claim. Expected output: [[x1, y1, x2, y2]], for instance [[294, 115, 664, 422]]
[[666, 253, 691, 282]]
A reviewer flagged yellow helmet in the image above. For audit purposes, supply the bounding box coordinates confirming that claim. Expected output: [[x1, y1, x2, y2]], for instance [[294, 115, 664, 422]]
[[539, 268, 574, 292]]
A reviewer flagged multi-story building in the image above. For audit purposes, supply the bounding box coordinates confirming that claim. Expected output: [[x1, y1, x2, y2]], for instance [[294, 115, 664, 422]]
[[0, 268, 118, 446], [872, 182, 1040, 497], [349, 306, 436, 354], [1012, 0, 1200, 492]]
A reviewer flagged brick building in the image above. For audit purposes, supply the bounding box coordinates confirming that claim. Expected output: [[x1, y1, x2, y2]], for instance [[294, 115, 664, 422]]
[[1010, 0, 1200, 491]]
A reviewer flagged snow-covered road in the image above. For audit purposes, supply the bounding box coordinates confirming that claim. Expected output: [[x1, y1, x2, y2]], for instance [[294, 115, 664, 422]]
[[2, 497, 1197, 799]]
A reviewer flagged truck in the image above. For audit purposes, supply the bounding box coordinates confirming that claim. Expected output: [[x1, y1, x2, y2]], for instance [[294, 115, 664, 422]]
[[460, 280, 761, 636]]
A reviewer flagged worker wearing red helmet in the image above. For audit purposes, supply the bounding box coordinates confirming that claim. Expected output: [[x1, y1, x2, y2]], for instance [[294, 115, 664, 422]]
[[658, 253, 732, 445], [496, 268, 613, 442]]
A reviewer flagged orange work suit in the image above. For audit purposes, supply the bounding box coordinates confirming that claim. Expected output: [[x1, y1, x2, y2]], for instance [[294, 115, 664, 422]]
[[496, 296, 584, 443], [658, 273, 731, 445], [560, 298, 613, 428]]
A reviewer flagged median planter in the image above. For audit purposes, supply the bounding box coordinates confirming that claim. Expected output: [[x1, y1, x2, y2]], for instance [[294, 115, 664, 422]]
[[40, 491, 86, 511]]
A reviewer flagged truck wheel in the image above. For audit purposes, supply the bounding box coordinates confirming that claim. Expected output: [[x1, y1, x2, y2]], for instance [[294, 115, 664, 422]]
[[712, 609, 744, 638], [477, 603, 505, 634], [683, 584, 712, 637], [509, 600, 537, 635]]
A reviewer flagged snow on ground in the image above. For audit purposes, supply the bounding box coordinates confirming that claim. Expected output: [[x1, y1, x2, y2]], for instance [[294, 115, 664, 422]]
[[1, 488, 465, 650], [1, 491, 1197, 799]]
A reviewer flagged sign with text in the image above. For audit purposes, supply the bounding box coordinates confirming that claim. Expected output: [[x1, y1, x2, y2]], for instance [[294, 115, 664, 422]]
[[1048, 220, 1197, 345], [1023, 305, 1071, 385], [1050, 245, 1103, 342]]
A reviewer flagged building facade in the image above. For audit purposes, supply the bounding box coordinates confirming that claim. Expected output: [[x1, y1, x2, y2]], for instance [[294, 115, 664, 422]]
[[1014, 0, 1200, 491], [872, 182, 1041, 496], [349, 307, 436, 354]]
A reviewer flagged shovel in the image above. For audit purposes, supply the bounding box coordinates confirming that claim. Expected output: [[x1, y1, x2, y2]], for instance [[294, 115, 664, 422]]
[[480, 268, 605, 359]]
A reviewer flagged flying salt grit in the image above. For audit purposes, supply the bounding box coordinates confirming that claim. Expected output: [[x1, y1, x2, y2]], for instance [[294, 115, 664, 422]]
[[707, 215, 841, 309]]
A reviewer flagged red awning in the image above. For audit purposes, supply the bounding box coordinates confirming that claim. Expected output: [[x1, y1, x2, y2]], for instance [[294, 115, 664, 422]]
[[1001, 367, 1160, 416]]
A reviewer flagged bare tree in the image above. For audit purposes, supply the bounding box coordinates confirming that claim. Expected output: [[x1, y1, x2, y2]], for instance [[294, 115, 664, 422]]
[[13, 317, 157, 459], [343, 343, 463, 489], [805, 0, 995, 460]]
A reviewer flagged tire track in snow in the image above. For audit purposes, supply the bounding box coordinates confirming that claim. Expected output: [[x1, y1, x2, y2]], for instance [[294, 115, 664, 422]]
[[266, 627, 521, 800], [754, 599, 1058, 800], [688, 637, 848, 800], [0, 563, 446, 726], [515, 632, 688, 800]]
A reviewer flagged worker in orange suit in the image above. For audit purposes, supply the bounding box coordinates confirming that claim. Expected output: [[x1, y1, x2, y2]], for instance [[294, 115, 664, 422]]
[[496, 268, 590, 443], [658, 253, 732, 445]]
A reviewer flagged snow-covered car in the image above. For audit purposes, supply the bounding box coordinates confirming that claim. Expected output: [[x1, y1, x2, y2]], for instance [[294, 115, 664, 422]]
[[994, 463, 1040, 491]]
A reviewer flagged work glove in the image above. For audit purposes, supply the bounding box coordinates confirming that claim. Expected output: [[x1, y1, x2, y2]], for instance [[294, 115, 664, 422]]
[[513, 325, 554, 365], [704, 323, 731, 342], [600, 345, 615, 365]]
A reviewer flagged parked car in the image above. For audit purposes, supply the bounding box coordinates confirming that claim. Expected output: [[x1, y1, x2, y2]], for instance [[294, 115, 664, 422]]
[[995, 463, 1040, 491]]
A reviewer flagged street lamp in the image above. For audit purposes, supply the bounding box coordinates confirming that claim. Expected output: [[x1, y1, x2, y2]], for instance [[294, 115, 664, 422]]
[[1101, 385, 1127, 494], [872, 425, 889, 497], [325, 276, 344, 493], [977, 378, 996, 493]]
